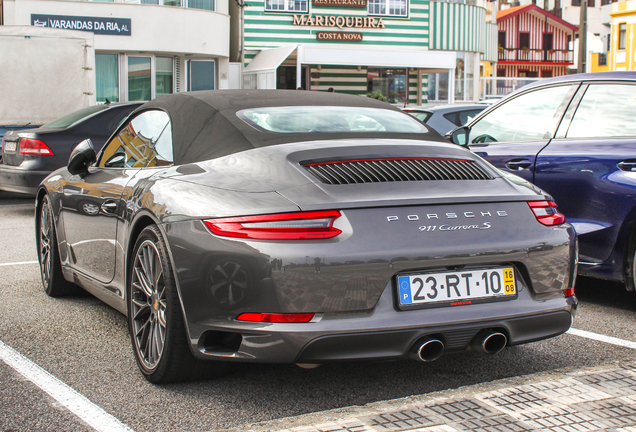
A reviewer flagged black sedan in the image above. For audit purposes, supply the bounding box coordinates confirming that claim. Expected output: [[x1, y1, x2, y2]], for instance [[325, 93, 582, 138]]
[[0, 102, 142, 195], [36, 90, 577, 383]]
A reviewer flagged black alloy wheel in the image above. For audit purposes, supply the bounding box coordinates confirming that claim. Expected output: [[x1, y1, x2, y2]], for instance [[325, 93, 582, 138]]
[[38, 195, 78, 296], [128, 225, 230, 383]]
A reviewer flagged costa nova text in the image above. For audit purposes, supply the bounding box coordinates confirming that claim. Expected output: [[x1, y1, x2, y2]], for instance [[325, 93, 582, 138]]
[[292, 14, 386, 29]]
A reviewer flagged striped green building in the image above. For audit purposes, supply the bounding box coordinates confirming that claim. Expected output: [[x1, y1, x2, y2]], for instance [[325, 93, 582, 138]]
[[230, 0, 497, 104]]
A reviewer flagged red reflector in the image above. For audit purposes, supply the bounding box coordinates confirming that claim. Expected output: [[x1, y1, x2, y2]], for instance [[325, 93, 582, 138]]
[[236, 313, 315, 323], [204, 210, 342, 240], [19, 138, 54, 156], [564, 287, 575, 297], [528, 201, 566, 226]]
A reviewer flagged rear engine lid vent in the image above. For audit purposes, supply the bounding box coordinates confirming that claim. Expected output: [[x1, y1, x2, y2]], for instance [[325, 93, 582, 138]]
[[303, 158, 493, 185]]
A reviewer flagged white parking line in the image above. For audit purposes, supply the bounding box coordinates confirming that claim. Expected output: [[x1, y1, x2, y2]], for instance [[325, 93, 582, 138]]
[[0, 260, 38, 266], [0, 340, 135, 432], [567, 328, 636, 350]]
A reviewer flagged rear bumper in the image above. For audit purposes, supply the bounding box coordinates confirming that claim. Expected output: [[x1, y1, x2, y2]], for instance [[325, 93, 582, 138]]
[[294, 309, 574, 363], [0, 165, 48, 195], [190, 284, 577, 363]]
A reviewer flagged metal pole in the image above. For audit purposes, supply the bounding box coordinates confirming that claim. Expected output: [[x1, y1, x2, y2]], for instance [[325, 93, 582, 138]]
[[577, 0, 587, 73]]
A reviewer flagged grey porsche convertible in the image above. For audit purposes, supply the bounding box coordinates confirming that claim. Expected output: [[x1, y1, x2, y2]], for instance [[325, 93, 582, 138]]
[[36, 90, 577, 383]]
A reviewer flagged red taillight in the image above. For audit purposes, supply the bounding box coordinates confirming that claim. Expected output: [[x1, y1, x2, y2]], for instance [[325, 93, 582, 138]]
[[528, 201, 566, 226], [564, 287, 575, 297], [236, 313, 315, 323], [19, 139, 54, 156], [204, 210, 342, 240]]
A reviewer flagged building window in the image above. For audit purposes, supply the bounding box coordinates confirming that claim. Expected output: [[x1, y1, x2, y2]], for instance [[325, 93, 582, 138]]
[[128, 57, 152, 101], [187, 0, 215, 11], [368, 0, 407, 17], [264, 0, 308, 13], [619, 23, 626, 50], [156, 57, 174, 97], [187, 60, 216, 91], [498, 31, 506, 49], [141, 0, 180, 5], [141, 0, 212, 8], [125, 55, 176, 102], [96, 54, 119, 103], [367, 68, 407, 103], [428, 72, 449, 102]]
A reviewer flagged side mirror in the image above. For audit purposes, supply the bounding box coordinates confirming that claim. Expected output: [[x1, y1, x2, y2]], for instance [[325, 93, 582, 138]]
[[445, 126, 470, 147], [68, 139, 96, 175]]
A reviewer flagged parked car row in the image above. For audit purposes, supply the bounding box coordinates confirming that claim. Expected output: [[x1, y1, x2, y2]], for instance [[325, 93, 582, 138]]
[[3, 72, 634, 384]]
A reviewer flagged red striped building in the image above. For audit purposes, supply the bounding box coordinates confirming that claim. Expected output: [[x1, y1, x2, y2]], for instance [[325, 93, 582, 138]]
[[497, 4, 578, 78]]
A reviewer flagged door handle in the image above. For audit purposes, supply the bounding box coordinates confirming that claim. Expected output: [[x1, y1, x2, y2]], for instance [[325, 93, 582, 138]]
[[505, 159, 532, 171], [101, 200, 118, 214], [617, 160, 636, 172]]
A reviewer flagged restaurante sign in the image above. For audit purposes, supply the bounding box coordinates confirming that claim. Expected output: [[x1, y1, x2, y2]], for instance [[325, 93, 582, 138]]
[[312, 0, 367, 7], [292, 14, 385, 28]]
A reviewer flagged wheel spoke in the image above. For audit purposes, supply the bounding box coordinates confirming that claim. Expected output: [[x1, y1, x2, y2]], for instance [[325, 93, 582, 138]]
[[134, 267, 154, 298], [131, 238, 170, 370]]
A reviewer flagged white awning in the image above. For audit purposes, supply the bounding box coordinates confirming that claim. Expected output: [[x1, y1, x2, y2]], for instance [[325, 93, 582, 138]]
[[244, 45, 297, 73], [299, 46, 456, 69]]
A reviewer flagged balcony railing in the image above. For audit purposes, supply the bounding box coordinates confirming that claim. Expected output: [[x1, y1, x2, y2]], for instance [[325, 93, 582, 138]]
[[497, 48, 574, 64], [480, 77, 544, 99]]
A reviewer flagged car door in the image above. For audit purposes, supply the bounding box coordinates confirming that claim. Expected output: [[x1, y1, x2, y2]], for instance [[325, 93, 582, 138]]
[[533, 82, 636, 264], [465, 84, 579, 184], [60, 110, 171, 283]]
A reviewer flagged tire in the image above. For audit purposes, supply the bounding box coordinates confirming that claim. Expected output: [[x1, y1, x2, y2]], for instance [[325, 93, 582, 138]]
[[128, 225, 230, 383], [37, 195, 78, 297]]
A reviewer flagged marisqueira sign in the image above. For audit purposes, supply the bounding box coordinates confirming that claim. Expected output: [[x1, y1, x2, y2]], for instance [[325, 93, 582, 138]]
[[292, 14, 385, 29]]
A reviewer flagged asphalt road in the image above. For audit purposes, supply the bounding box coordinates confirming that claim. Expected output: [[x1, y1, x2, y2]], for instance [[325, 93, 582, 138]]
[[1, 190, 635, 432]]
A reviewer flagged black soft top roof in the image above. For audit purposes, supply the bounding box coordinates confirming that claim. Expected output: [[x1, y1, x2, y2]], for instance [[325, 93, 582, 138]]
[[137, 90, 443, 165]]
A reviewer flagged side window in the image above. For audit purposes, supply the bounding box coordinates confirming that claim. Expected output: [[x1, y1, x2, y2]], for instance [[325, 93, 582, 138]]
[[469, 85, 573, 144], [458, 109, 484, 126], [99, 110, 172, 168], [566, 84, 636, 139]]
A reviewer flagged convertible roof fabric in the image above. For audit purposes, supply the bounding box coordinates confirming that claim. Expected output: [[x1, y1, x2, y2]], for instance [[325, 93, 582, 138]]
[[137, 90, 443, 165]]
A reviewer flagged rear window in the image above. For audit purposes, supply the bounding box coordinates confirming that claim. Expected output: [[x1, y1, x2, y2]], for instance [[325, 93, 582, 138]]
[[404, 110, 433, 123], [238, 106, 428, 134], [43, 105, 108, 129]]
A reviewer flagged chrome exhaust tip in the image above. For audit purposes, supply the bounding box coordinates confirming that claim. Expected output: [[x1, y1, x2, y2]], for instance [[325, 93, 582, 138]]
[[471, 330, 507, 355], [409, 338, 445, 362]]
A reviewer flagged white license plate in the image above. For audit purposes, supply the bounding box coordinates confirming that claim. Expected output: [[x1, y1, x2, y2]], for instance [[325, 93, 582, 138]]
[[397, 267, 516, 308], [4, 141, 17, 152]]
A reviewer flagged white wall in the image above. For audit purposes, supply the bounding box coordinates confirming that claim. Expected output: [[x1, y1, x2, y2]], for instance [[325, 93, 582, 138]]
[[0, 26, 96, 124], [4, 0, 229, 57]]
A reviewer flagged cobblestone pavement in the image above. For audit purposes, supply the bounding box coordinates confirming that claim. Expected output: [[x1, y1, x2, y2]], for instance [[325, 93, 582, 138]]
[[232, 363, 636, 432]]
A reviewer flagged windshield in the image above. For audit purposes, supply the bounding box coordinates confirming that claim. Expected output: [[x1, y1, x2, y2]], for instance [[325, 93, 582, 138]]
[[238, 106, 428, 134], [43, 105, 108, 129]]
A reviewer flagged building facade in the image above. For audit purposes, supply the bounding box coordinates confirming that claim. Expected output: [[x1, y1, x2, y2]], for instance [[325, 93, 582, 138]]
[[591, 0, 636, 72], [2, 0, 230, 103], [496, 4, 577, 78], [231, 0, 498, 104]]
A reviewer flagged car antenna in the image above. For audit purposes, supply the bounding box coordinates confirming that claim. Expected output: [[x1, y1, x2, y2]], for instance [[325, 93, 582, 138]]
[[105, 98, 111, 106]]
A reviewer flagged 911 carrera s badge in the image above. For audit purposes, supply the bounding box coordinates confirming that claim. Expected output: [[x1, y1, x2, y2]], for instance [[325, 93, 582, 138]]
[[419, 222, 491, 232]]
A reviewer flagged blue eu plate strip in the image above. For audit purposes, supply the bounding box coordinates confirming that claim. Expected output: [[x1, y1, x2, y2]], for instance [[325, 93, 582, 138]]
[[398, 276, 412, 304]]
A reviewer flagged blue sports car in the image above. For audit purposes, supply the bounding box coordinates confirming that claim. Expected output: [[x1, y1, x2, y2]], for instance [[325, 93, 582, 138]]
[[447, 72, 636, 290]]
